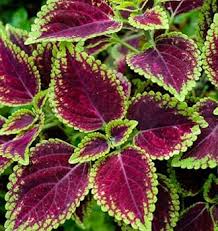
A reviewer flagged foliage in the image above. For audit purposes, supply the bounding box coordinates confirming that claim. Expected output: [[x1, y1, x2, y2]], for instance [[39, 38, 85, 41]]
[[0, 0, 217, 231]]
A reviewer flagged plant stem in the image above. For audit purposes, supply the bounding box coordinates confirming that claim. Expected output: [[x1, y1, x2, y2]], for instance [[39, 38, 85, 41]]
[[110, 34, 139, 53], [43, 121, 60, 130]]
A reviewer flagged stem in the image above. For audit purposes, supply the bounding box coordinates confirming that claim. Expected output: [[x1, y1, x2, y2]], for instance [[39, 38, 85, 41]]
[[43, 121, 60, 130], [110, 34, 139, 53]]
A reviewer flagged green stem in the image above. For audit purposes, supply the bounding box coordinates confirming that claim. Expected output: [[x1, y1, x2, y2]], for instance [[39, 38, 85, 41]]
[[110, 34, 139, 53], [43, 121, 60, 130]]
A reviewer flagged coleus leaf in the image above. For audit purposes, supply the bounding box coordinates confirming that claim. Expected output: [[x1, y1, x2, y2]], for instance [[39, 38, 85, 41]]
[[128, 6, 169, 31], [211, 205, 218, 230], [203, 174, 218, 204], [5, 24, 36, 56], [105, 119, 138, 147], [91, 146, 158, 230], [175, 202, 214, 231], [85, 36, 111, 56], [0, 109, 37, 135], [69, 133, 110, 164], [0, 114, 44, 165], [203, 13, 218, 88], [152, 174, 180, 231], [127, 33, 201, 101], [165, 0, 204, 16], [0, 34, 41, 106], [197, 0, 218, 47], [127, 91, 206, 160], [172, 98, 218, 169], [33, 90, 47, 112], [169, 168, 211, 196], [5, 139, 91, 231], [0, 156, 12, 175], [50, 43, 126, 132], [32, 42, 54, 89], [26, 0, 122, 44], [117, 73, 131, 99]]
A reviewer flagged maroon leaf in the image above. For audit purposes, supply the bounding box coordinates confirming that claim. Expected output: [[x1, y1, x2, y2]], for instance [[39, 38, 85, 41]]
[[33, 90, 47, 111], [127, 91, 205, 160], [50, 43, 126, 132], [0, 114, 44, 165], [26, 0, 122, 44], [91, 147, 158, 230], [175, 202, 214, 231], [32, 43, 53, 89], [0, 156, 12, 175], [203, 13, 218, 87], [127, 33, 201, 101], [197, 0, 218, 46], [203, 174, 218, 204], [5, 24, 36, 56], [211, 205, 218, 228], [152, 174, 180, 231], [172, 98, 218, 169], [170, 168, 211, 196], [69, 133, 110, 164], [85, 36, 111, 55], [105, 119, 138, 147], [165, 0, 204, 16], [0, 109, 36, 135], [0, 34, 40, 106], [128, 6, 169, 31], [117, 73, 131, 98], [5, 139, 91, 230]]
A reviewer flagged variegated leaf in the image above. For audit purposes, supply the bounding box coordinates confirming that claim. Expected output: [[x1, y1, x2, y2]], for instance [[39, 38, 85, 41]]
[[127, 91, 206, 160], [128, 6, 169, 31], [127, 33, 201, 101], [91, 147, 158, 230], [5, 139, 91, 231], [172, 98, 218, 169], [69, 133, 110, 164], [105, 119, 138, 147], [26, 0, 122, 44], [50, 43, 126, 132]]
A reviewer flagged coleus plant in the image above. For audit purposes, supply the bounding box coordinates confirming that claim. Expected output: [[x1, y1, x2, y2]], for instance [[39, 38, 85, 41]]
[[0, 0, 217, 231]]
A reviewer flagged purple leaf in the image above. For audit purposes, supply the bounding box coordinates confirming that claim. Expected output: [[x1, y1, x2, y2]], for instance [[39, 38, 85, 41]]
[[165, 0, 204, 16], [26, 0, 122, 44], [5, 24, 36, 56], [175, 202, 214, 231], [117, 73, 131, 98], [170, 168, 211, 196], [105, 119, 138, 147], [32, 43, 53, 89], [0, 156, 12, 175], [172, 98, 218, 169], [33, 90, 47, 112], [211, 205, 218, 228], [127, 91, 206, 160], [0, 109, 36, 135], [50, 43, 126, 132], [5, 139, 91, 231], [127, 33, 201, 101], [197, 0, 218, 46], [69, 133, 110, 164], [128, 6, 169, 31], [0, 115, 44, 165], [203, 14, 218, 87], [203, 174, 218, 203], [85, 36, 111, 55], [91, 147, 158, 230], [0, 34, 41, 106], [152, 174, 180, 231]]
